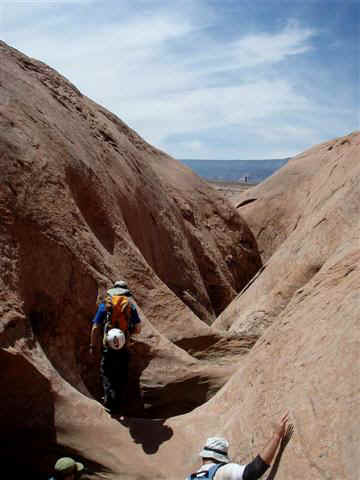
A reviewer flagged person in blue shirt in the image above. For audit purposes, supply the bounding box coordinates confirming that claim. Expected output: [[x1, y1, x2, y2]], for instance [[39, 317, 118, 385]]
[[89, 280, 142, 414]]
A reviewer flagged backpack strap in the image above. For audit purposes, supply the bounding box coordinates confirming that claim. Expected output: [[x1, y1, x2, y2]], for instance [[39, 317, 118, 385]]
[[187, 463, 226, 480], [103, 310, 112, 347]]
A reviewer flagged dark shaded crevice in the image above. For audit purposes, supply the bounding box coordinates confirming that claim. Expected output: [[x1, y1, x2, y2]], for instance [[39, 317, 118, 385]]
[[0, 350, 56, 480], [139, 375, 217, 419], [66, 165, 115, 254], [125, 340, 230, 419], [236, 197, 257, 208], [206, 284, 233, 317], [314, 217, 327, 229]]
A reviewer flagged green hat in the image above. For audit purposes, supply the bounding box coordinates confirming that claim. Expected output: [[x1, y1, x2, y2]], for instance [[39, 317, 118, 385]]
[[54, 457, 84, 476]]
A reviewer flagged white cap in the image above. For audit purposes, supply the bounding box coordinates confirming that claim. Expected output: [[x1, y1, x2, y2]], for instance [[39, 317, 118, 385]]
[[199, 437, 230, 463]]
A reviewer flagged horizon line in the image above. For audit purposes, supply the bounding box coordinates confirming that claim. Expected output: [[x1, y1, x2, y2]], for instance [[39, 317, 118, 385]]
[[177, 157, 290, 161]]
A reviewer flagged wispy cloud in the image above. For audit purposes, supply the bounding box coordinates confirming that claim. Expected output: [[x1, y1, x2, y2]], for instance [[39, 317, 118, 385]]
[[231, 22, 315, 67], [1, 0, 358, 158]]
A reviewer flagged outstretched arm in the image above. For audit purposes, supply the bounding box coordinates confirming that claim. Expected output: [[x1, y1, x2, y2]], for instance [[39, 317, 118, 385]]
[[242, 413, 289, 480], [259, 413, 289, 466], [265, 423, 294, 480]]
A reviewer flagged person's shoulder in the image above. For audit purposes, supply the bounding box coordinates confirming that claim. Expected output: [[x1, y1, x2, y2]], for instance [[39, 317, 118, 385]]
[[216, 462, 246, 479]]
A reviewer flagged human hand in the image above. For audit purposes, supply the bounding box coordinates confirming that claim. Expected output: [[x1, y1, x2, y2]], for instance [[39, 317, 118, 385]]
[[273, 412, 289, 439]]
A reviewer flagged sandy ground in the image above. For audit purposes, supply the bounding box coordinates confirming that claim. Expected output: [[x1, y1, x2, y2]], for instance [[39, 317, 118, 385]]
[[208, 180, 255, 203]]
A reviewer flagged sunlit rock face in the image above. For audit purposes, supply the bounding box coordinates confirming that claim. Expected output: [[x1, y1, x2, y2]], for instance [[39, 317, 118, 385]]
[[215, 131, 360, 337], [191, 132, 359, 480], [0, 41, 261, 477]]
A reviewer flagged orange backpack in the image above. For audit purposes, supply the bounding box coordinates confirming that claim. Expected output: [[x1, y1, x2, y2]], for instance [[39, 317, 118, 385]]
[[104, 294, 131, 333]]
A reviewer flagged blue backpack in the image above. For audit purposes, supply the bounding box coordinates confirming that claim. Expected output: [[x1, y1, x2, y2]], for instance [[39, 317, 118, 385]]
[[187, 464, 225, 480]]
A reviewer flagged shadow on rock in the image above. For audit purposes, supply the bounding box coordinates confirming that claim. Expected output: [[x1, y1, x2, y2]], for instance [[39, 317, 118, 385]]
[[125, 340, 211, 419], [0, 349, 56, 478], [116, 416, 173, 454]]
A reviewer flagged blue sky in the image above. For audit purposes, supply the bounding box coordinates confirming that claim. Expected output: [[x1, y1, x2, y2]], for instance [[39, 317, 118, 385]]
[[1, 0, 359, 159]]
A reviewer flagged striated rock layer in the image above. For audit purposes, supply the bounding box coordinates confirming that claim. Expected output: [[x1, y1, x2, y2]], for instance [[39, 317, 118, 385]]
[[0, 41, 261, 477]]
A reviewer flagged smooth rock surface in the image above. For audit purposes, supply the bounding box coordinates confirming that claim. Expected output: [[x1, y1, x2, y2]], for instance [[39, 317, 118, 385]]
[[1, 40, 358, 480], [0, 41, 261, 477]]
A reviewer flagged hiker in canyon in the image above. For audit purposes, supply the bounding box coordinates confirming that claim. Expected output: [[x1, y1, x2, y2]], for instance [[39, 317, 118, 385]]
[[186, 413, 289, 480], [89, 280, 142, 415]]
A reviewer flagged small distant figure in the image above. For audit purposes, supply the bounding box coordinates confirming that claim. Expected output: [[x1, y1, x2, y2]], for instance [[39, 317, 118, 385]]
[[244, 175, 248, 183], [49, 457, 84, 480], [89, 280, 142, 415], [186, 413, 289, 480]]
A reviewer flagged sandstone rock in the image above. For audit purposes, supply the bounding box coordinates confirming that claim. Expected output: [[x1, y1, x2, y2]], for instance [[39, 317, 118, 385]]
[[0, 40, 260, 333], [194, 132, 359, 480], [0, 41, 260, 477], [2, 39, 357, 480], [215, 132, 360, 336], [167, 237, 360, 480]]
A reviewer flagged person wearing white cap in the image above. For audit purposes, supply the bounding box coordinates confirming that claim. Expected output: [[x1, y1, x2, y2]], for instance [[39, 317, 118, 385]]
[[89, 280, 142, 415], [187, 413, 289, 480]]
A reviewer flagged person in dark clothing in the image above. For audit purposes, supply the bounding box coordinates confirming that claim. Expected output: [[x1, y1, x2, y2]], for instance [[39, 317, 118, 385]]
[[186, 413, 289, 480], [89, 280, 142, 414]]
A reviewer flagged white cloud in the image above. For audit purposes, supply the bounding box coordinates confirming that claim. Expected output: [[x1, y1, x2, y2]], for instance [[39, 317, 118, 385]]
[[105, 79, 312, 152], [1, 1, 357, 158], [183, 21, 316, 76], [231, 22, 315, 67]]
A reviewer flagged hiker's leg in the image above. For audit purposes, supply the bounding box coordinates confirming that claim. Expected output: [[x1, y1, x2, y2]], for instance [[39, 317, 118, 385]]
[[113, 348, 130, 408], [100, 350, 117, 409]]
